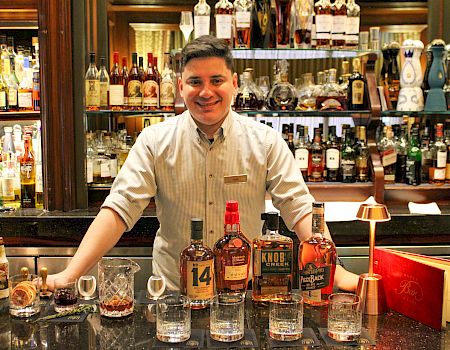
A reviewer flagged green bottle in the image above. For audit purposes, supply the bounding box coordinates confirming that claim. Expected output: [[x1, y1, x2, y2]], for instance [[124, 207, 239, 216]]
[[406, 125, 421, 186]]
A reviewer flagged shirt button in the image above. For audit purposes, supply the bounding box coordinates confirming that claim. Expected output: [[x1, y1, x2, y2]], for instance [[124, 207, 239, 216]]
[[209, 230, 214, 234], [209, 201, 213, 205], [209, 174, 213, 178]]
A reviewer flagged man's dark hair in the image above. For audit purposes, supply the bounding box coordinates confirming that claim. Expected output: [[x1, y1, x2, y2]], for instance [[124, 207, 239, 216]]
[[181, 35, 234, 72]]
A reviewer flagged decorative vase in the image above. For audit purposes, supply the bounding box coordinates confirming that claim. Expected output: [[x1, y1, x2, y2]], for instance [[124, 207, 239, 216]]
[[424, 39, 447, 112], [397, 39, 424, 111]]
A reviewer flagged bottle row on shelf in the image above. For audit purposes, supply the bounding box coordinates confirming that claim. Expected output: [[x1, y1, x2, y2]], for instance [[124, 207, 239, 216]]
[[180, 200, 336, 308], [0, 34, 40, 113]]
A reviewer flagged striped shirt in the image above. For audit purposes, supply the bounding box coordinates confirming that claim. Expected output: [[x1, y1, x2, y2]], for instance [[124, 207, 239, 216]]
[[102, 110, 315, 290]]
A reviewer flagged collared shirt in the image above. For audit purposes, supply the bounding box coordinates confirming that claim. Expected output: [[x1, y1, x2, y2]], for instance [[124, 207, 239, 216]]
[[102, 110, 315, 290]]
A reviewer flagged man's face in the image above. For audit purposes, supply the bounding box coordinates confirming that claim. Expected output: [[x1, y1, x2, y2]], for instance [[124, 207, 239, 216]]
[[178, 57, 238, 134]]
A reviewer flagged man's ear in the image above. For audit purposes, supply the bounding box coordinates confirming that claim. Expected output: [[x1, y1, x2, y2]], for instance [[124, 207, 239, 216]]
[[232, 72, 238, 91], [177, 76, 183, 98]]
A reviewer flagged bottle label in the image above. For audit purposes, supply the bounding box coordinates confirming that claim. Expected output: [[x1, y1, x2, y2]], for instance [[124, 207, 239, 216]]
[[332, 15, 346, 40], [216, 14, 233, 39], [85, 80, 100, 107], [351, 80, 364, 105], [8, 89, 18, 107], [110, 158, 118, 178], [382, 149, 397, 167], [100, 161, 110, 178], [235, 11, 251, 28], [0, 262, 8, 293], [86, 159, 94, 183], [224, 263, 248, 281], [2, 178, 14, 198], [100, 82, 109, 106], [187, 259, 214, 300], [36, 162, 43, 193], [299, 262, 331, 291], [432, 167, 446, 180], [0, 91, 6, 107], [21, 162, 34, 180], [109, 84, 124, 106], [437, 151, 447, 168], [341, 159, 355, 177], [254, 249, 292, 275], [315, 14, 332, 39], [128, 80, 142, 106], [406, 159, 419, 185], [326, 148, 340, 169], [302, 289, 321, 303], [295, 148, 309, 169], [345, 16, 360, 36], [194, 15, 210, 38], [18, 92, 33, 108], [160, 80, 175, 106], [142, 80, 159, 107]]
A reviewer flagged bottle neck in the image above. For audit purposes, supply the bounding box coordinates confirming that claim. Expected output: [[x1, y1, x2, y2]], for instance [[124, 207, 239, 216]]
[[225, 222, 240, 235]]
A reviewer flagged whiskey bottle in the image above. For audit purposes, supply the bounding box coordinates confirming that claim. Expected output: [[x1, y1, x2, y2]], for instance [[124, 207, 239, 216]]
[[252, 212, 293, 302], [18, 57, 33, 111], [347, 58, 367, 110], [109, 52, 124, 110], [20, 135, 36, 208], [180, 218, 214, 309], [287, 125, 296, 156], [215, 0, 234, 45], [99, 56, 110, 109], [355, 126, 370, 182], [420, 124, 432, 183], [121, 56, 129, 109], [386, 42, 401, 109], [378, 125, 397, 184], [395, 125, 408, 183], [316, 69, 346, 111], [143, 53, 159, 110], [308, 128, 324, 182], [1, 126, 20, 208], [4, 58, 19, 111], [345, 0, 360, 48], [295, 125, 309, 180], [429, 123, 447, 185], [331, 0, 347, 49], [341, 128, 356, 183], [314, 0, 332, 48], [194, 0, 211, 39], [160, 53, 176, 111], [32, 39, 40, 111], [234, 0, 253, 48], [251, 0, 270, 48], [406, 125, 421, 186], [297, 73, 316, 110], [293, 0, 313, 48], [299, 202, 336, 306], [234, 70, 261, 111], [213, 200, 251, 294], [267, 60, 298, 110], [325, 126, 340, 182], [275, 0, 293, 48], [0, 237, 8, 299], [127, 53, 142, 110], [85, 52, 100, 110]]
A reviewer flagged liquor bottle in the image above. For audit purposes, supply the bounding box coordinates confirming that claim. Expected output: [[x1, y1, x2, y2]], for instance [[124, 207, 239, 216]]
[[268, 0, 278, 48], [308, 128, 324, 182], [267, 60, 298, 110], [194, 0, 211, 38], [347, 58, 367, 110], [355, 126, 370, 182], [299, 202, 336, 306], [331, 0, 346, 49], [314, 0, 332, 48], [316, 69, 346, 111], [213, 200, 251, 294], [215, 0, 234, 45], [143, 53, 159, 110], [421, 44, 432, 101], [275, 0, 293, 48], [445, 122, 450, 183], [345, 0, 360, 48], [4, 57, 19, 111], [0, 71, 7, 111], [287, 125, 296, 156], [406, 125, 421, 186], [99, 56, 110, 109], [93, 132, 111, 184], [234, 70, 261, 111], [20, 135, 36, 208], [386, 42, 401, 109], [338, 60, 351, 93], [109, 52, 124, 110], [295, 125, 309, 180], [341, 128, 356, 182], [32, 40, 40, 111], [429, 123, 447, 185], [2, 127, 19, 208], [160, 53, 176, 111], [234, 0, 253, 48], [293, 0, 313, 48], [0, 237, 8, 299], [18, 57, 33, 111], [445, 51, 450, 109], [325, 126, 340, 182], [121, 56, 129, 109], [251, 0, 271, 48], [378, 125, 397, 184], [298, 73, 316, 110], [127, 53, 142, 110], [252, 212, 293, 302], [85, 52, 100, 110], [85, 133, 95, 184], [395, 125, 408, 183], [33, 121, 44, 208], [180, 218, 214, 309], [420, 124, 432, 183]]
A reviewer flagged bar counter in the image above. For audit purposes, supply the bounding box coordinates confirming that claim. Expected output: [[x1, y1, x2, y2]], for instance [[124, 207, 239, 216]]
[[0, 294, 447, 350]]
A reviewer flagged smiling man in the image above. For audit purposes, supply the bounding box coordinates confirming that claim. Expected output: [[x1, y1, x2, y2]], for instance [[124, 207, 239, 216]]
[[46, 35, 358, 293]]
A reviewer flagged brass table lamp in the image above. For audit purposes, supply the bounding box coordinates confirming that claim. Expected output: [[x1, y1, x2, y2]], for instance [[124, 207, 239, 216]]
[[356, 203, 391, 315]]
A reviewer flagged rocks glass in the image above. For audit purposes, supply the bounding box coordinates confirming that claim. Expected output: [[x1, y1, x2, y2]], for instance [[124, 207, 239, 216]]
[[156, 294, 191, 343], [269, 292, 304, 341], [9, 273, 40, 317], [54, 277, 78, 313], [327, 293, 362, 341], [210, 292, 245, 342]]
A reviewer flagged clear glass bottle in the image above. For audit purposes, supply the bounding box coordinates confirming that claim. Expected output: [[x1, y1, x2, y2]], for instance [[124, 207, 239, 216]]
[[93, 132, 111, 184], [160, 53, 176, 111], [331, 0, 347, 49], [345, 0, 360, 48], [85, 133, 95, 184], [215, 0, 234, 45], [234, 0, 253, 48], [316, 69, 346, 111], [252, 212, 293, 302], [293, 0, 313, 48], [194, 0, 211, 39], [298, 73, 316, 110], [314, 0, 332, 48], [267, 60, 298, 110], [4, 58, 19, 111], [85, 52, 100, 110], [275, 0, 294, 48], [235, 71, 261, 111], [2, 127, 19, 208], [99, 56, 110, 109], [18, 57, 33, 111]]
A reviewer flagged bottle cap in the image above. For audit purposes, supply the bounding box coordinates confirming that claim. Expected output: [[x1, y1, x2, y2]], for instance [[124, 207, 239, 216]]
[[191, 218, 203, 240], [224, 200, 239, 225]]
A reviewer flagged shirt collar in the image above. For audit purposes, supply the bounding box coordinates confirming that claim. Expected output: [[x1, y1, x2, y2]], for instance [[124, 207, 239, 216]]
[[185, 109, 234, 142]]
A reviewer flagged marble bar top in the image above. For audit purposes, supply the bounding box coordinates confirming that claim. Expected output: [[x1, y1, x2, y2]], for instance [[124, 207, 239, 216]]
[[0, 292, 446, 350]]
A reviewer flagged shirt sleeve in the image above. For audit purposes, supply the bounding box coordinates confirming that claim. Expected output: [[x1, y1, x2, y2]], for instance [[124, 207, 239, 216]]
[[101, 128, 157, 231], [265, 128, 315, 231]]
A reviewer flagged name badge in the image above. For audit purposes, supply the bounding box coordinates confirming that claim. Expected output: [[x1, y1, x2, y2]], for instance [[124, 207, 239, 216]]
[[224, 174, 247, 184]]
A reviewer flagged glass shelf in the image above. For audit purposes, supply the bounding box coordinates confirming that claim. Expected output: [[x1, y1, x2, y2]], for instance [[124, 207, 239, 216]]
[[231, 48, 379, 60], [85, 109, 176, 117], [381, 110, 450, 117], [239, 109, 372, 117]]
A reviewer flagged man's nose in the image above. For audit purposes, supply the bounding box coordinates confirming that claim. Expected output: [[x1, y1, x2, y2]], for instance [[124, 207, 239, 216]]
[[199, 83, 214, 97]]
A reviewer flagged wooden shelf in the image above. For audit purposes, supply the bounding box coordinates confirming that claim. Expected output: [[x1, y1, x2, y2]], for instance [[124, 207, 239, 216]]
[[0, 111, 40, 121]]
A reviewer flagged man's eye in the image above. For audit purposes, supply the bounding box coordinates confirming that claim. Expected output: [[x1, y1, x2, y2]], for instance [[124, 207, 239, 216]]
[[211, 78, 224, 85], [188, 79, 201, 86]]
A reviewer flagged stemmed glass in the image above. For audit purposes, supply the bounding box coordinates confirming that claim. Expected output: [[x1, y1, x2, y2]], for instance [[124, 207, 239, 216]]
[[147, 275, 166, 300], [179, 11, 194, 46]]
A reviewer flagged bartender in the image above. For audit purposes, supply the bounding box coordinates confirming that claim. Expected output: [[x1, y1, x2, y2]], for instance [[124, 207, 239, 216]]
[[47, 35, 359, 292]]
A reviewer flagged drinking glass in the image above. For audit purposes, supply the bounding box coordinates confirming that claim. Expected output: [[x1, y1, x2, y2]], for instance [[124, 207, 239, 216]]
[[369, 27, 380, 51], [269, 292, 304, 341], [156, 294, 191, 343], [54, 277, 78, 313], [9, 274, 40, 317], [327, 293, 362, 341], [147, 275, 166, 300], [179, 11, 194, 45], [77, 275, 97, 300], [210, 292, 245, 342]]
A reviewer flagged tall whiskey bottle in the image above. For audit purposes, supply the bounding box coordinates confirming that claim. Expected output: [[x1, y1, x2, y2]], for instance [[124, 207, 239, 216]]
[[143, 53, 159, 110], [325, 125, 340, 182], [406, 125, 421, 186], [378, 125, 397, 184], [331, 0, 347, 49], [160, 53, 176, 111], [252, 212, 293, 302], [0, 237, 8, 299], [85, 52, 100, 110], [314, 0, 332, 48], [308, 128, 324, 182], [99, 56, 110, 109], [20, 135, 36, 208], [355, 126, 370, 182], [109, 52, 124, 110], [127, 53, 142, 110], [345, 0, 360, 48], [180, 218, 214, 309], [215, 0, 234, 45], [275, 0, 293, 48], [121, 56, 129, 109], [213, 200, 251, 294], [347, 58, 367, 110], [194, 0, 211, 39], [299, 202, 336, 306], [429, 123, 447, 185], [234, 0, 253, 48], [295, 125, 309, 180]]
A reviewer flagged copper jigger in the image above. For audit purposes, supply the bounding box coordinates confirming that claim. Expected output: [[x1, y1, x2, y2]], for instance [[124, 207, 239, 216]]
[[356, 203, 390, 315]]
